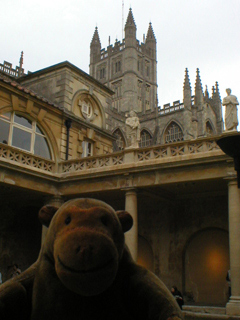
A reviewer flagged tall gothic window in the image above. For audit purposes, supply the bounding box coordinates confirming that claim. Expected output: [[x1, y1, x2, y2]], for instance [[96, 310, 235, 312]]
[[139, 130, 152, 147], [206, 121, 214, 135], [0, 112, 52, 159], [164, 122, 183, 144], [113, 129, 125, 151]]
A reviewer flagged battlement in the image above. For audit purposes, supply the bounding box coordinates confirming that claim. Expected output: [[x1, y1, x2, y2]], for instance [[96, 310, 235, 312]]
[[0, 60, 25, 78], [98, 39, 148, 61], [158, 100, 184, 115]]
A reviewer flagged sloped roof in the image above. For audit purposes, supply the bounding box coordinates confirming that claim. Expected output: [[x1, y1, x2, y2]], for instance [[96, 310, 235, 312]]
[[18, 61, 114, 95], [0, 75, 65, 111]]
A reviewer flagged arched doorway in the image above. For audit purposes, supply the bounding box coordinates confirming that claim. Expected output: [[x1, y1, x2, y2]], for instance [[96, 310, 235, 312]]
[[184, 228, 229, 306]]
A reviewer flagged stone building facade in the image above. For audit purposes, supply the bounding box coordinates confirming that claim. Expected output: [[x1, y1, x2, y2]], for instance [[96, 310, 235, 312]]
[[90, 8, 223, 149], [1, 9, 240, 317]]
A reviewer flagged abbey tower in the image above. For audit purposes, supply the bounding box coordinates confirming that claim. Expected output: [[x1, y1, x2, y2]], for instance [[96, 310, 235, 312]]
[[90, 8, 223, 149]]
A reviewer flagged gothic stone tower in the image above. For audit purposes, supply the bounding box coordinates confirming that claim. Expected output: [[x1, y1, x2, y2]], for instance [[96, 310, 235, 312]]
[[90, 8, 158, 142], [90, 9, 223, 148]]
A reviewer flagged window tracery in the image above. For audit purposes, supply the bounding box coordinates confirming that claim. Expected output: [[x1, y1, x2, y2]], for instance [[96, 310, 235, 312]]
[[164, 122, 183, 143]]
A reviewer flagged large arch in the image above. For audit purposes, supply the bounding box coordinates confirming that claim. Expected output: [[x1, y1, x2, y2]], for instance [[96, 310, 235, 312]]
[[182, 228, 229, 306]]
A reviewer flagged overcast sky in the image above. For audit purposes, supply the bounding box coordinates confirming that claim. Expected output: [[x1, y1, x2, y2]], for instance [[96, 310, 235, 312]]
[[1, 0, 240, 116]]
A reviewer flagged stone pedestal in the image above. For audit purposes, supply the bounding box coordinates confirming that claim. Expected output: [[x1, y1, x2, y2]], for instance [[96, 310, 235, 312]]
[[41, 196, 64, 245], [124, 189, 138, 261], [226, 180, 240, 315]]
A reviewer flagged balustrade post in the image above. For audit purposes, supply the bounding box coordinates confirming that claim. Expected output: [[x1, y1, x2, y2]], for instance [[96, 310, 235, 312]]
[[184, 142, 189, 154]]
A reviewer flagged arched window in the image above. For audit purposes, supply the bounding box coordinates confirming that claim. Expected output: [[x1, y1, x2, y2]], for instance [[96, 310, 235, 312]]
[[206, 121, 214, 135], [113, 129, 125, 151], [139, 130, 152, 147], [0, 112, 52, 159], [164, 122, 183, 143]]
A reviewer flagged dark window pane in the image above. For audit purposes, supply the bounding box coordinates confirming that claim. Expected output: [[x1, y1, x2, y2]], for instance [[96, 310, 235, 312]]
[[0, 120, 10, 143], [14, 114, 32, 129], [34, 135, 51, 159], [0, 113, 11, 121], [12, 127, 31, 151]]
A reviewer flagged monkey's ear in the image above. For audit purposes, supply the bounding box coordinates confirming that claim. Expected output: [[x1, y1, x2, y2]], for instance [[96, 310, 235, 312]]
[[116, 211, 133, 233], [39, 205, 59, 227]]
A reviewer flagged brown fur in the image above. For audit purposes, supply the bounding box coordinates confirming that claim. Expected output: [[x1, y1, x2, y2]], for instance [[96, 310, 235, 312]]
[[0, 198, 182, 320]]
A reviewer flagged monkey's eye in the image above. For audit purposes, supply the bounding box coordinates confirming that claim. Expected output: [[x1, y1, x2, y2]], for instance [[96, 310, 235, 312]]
[[65, 216, 71, 225]]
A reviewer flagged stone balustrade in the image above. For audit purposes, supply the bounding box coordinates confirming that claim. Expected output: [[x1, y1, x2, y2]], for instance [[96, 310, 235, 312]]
[[0, 137, 225, 177], [0, 143, 55, 174], [0, 61, 24, 78]]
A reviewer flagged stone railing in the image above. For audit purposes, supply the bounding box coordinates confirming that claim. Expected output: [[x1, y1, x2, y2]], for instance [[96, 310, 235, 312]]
[[158, 101, 184, 115], [0, 61, 24, 78], [0, 138, 225, 177], [59, 137, 224, 174], [60, 152, 125, 174], [0, 143, 55, 174]]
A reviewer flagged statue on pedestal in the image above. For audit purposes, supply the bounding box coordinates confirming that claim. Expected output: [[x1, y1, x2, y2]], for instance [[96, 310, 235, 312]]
[[125, 111, 140, 148], [223, 88, 239, 131]]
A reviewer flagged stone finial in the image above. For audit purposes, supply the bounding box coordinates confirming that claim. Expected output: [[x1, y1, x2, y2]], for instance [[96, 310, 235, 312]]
[[195, 68, 203, 92], [19, 51, 23, 69], [204, 85, 209, 99], [183, 68, 192, 110], [183, 68, 191, 90], [125, 8, 136, 28], [91, 27, 101, 47], [194, 68, 204, 106], [214, 81, 221, 101], [212, 86, 215, 97]]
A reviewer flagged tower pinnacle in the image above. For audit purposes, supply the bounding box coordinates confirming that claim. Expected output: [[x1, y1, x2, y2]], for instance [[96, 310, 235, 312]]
[[125, 8, 136, 27], [124, 8, 137, 47], [183, 68, 192, 109], [194, 68, 204, 107], [90, 27, 101, 47], [146, 22, 156, 42]]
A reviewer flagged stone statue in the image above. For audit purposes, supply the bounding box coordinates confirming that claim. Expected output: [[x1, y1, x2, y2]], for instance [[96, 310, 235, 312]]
[[125, 111, 140, 148], [222, 88, 239, 131]]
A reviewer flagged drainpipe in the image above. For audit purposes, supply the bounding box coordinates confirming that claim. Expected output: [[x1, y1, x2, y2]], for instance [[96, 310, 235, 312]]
[[65, 119, 72, 160]]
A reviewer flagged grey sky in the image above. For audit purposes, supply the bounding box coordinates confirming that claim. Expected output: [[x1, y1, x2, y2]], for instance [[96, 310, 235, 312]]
[[1, 0, 240, 116]]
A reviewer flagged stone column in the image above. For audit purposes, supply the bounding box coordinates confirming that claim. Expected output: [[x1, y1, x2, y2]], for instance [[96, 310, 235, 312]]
[[226, 179, 240, 316], [124, 189, 138, 261], [41, 196, 64, 245]]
